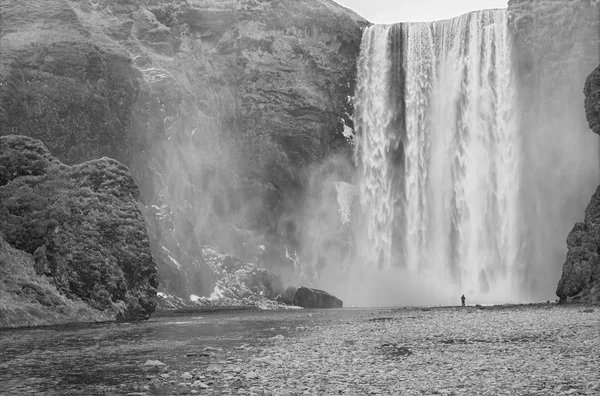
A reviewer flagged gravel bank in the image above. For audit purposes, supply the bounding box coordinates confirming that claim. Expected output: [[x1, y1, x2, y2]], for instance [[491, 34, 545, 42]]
[[1, 305, 598, 395], [139, 305, 600, 395]]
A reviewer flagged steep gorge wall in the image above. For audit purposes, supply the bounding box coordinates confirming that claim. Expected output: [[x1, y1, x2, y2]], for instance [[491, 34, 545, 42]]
[[0, 0, 368, 299]]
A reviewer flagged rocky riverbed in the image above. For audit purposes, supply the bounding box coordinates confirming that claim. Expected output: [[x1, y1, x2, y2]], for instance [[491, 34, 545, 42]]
[[0, 304, 598, 395]]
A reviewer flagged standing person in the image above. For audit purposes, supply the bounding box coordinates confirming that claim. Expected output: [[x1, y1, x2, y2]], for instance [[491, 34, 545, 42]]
[[461, 294, 466, 307]]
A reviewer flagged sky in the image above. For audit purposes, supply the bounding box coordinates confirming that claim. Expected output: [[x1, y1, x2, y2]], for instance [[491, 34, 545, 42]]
[[332, 0, 509, 24]]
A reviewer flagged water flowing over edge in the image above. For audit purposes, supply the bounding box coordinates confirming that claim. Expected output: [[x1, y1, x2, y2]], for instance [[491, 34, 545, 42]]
[[354, 10, 525, 303]]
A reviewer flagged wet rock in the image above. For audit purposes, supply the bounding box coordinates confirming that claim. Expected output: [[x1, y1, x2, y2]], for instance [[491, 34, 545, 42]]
[[286, 287, 343, 308], [279, 286, 298, 305], [181, 372, 193, 380], [245, 372, 259, 380]]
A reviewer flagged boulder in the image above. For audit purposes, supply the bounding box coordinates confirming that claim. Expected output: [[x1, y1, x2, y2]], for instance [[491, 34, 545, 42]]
[[0, 135, 158, 322], [279, 286, 299, 306], [281, 286, 343, 309]]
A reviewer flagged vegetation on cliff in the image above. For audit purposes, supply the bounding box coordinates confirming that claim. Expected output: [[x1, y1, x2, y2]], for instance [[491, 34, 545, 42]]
[[557, 185, 600, 304], [0, 135, 158, 324], [0, 234, 111, 328]]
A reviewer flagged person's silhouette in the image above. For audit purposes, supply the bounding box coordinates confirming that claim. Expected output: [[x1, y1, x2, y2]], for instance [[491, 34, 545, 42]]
[[461, 294, 466, 307]]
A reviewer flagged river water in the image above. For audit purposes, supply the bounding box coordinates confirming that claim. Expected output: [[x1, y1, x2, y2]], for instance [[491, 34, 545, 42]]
[[0, 309, 344, 395]]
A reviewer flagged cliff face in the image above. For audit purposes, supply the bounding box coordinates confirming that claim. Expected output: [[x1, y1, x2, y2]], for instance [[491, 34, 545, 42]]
[[507, 0, 600, 297], [0, 0, 141, 165], [556, 64, 600, 304], [0, 0, 368, 299], [0, 135, 158, 323]]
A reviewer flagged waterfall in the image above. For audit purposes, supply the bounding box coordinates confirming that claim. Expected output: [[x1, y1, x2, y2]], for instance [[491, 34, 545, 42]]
[[354, 10, 524, 302]]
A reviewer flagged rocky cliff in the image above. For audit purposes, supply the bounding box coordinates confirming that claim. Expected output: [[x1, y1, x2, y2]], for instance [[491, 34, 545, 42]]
[[556, 64, 600, 304], [0, 135, 158, 325], [0, 0, 368, 300]]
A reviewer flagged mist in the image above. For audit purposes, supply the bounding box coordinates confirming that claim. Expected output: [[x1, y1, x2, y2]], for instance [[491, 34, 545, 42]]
[[296, 7, 600, 307]]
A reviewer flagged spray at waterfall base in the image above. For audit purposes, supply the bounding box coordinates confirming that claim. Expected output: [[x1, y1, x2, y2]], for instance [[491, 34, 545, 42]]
[[294, 9, 599, 307]]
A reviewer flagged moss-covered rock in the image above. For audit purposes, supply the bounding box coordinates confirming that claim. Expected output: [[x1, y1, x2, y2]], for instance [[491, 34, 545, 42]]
[[584, 65, 600, 136], [557, 185, 600, 304], [0, 234, 112, 328], [0, 135, 158, 322]]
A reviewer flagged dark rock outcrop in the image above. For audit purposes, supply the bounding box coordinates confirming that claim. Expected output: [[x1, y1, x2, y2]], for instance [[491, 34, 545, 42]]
[[556, 63, 600, 305], [584, 65, 600, 136], [557, 185, 600, 304], [280, 286, 343, 308], [0, 135, 158, 321]]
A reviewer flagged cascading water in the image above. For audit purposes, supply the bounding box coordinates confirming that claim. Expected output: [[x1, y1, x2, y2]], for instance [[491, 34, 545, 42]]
[[354, 10, 524, 302]]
